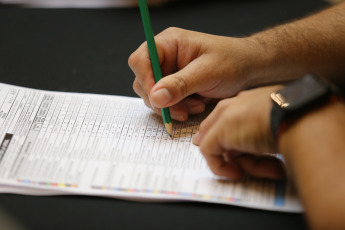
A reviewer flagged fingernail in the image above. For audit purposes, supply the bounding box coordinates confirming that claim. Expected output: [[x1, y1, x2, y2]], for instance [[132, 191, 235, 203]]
[[171, 111, 188, 122], [188, 103, 205, 114], [193, 132, 200, 146], [152, 88, 171, 107], [148, 96, 156, 109]]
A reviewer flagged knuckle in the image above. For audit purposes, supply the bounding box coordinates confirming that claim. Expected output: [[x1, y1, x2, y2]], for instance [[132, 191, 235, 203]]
[[128, 42, 147, 69], [128, 52, 139, 68], [163, 27, 181, 35], [133, 80, 149, 100], [158, 27, 184, 41], [132, 80, 140, 92], [172, 75, 188, 97], [216, 99, 229, 110], [237, 90, 252, 99], [237, 91, 246, 97], [199, 144, 207, 155], [198, 119, 211, 134], [198, 121, 206, 133], [211, 166, 223, 176], [143, 100, 152, 109]]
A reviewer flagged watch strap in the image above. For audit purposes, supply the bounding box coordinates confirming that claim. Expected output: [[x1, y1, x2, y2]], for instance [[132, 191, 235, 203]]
[[270, 74, 343, 141]]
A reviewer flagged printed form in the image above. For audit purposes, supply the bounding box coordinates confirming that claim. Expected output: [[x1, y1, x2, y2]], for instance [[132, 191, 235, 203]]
[[0, 82, 302, 212]]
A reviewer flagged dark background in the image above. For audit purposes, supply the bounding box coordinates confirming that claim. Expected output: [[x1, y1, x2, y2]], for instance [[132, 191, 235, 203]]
[[0, 0, 329, 229]]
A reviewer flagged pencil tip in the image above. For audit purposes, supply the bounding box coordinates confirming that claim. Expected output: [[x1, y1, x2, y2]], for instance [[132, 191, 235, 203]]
[[165, 123, 173, 137]]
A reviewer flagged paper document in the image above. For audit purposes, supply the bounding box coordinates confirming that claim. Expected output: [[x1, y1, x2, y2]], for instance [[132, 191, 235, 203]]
[[0, 0, 175, 8], [0, 82, 302, 212]]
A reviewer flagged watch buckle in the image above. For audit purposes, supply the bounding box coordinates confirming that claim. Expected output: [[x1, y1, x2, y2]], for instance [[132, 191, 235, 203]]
[[271, 92, 290, 108]]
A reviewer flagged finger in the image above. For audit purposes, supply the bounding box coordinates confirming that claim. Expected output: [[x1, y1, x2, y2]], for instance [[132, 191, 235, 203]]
[[134, 79, 188, 121], [129, 30, 181, 93], [199, 119, 236, 177], [169, 103, 188, 121], [194, 99, 232, 146], [133, 79, 152, 109], [169, 96, 212, 123], [169, 98, 206, 121], [205, 152, 244, 180], [236, 154, 286, 179], [157, 97, 204, 121], [128, 41, 157, 95], [179, 97, 206, 115], [149, 55, 219, 108], [150, 102, 188, 121], [199, 109, 239, 178], [201, 98, 220, 106], [156, 27, 203, 77], [155, 32, 179, 77]]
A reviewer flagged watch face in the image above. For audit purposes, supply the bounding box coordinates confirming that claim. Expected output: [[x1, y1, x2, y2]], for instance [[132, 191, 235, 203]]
[[271, 74, 330, 110]]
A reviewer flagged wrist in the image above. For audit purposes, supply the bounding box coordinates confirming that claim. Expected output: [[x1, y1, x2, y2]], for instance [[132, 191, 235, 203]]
[[241, 36, 276, 88], [247, 31, 308, 87], [279, 99, 345, 157], [221, 37, 266, 91], [243, 36, 292, 88]]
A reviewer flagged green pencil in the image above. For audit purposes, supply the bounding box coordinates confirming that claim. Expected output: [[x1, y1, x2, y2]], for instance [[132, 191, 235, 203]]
[[138, 0, 173, 136]]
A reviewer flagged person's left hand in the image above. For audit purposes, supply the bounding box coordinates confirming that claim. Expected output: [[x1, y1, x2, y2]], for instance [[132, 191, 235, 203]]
[[194, 85, 286, 180]]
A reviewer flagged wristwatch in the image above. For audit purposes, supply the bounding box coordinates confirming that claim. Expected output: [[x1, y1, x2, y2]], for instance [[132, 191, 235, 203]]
[[270, 74, 341, 139]]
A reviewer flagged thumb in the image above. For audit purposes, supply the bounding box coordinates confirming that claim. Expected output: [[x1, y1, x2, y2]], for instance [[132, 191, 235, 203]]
[[149, 57, 212, 108]]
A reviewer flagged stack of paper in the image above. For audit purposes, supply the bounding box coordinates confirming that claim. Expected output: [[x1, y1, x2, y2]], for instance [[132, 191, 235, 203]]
[[0, 0, 176, 7], [0, 82, 302, 212]]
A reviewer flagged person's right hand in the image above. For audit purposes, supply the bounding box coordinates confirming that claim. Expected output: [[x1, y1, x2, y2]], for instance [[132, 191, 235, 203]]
[[129, 27, 260, 121]]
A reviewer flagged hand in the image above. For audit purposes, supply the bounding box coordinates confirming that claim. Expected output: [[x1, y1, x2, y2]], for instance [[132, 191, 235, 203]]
[[129, 27, 260, 121], [194, 85, 286, 180]]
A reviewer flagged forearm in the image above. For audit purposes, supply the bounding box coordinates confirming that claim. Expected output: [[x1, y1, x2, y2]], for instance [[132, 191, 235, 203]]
[[247, 2, 345, 88], [279, 101, 345, 230]]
